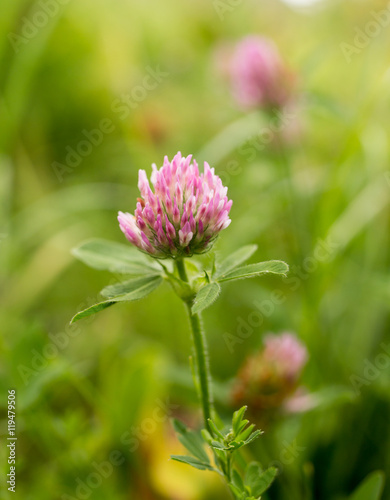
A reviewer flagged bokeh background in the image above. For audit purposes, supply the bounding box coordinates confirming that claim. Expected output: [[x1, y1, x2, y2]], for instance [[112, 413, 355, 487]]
[[1, 0, 390, 498]]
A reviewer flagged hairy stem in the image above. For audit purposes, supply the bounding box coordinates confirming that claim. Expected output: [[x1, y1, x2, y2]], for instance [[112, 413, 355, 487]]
[[176, 258, 188, 283], [176, 258, 213, 431]]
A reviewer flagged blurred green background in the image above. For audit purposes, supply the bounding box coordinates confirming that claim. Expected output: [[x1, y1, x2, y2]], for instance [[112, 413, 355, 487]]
[[1, 0, 390, 498]]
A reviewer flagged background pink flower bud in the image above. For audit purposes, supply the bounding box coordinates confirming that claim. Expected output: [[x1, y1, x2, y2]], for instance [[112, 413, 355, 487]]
[[231, 332, 308, 421], [118, 152, 232, 258], [229, 35, 294, 110]]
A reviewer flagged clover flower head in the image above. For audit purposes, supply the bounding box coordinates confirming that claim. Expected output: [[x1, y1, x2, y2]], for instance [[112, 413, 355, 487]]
[[229, 35, 292, 110], [118, 152, 232, 258]]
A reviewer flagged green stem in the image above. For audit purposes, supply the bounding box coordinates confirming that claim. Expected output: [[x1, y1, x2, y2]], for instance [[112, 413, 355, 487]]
[[176, 258, 188, 283], [226, 452, 232, 482], [176, 258, 213, 431], [186, 304, 213, 430]]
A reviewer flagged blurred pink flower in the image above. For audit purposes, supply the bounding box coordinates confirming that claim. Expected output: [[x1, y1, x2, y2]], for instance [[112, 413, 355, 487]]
[[229, 36, 293, 110], [118, 152, 232, 258], [262, 332, 308, 380], [283, 388, 316, 414], [232, 332, 308, 419]]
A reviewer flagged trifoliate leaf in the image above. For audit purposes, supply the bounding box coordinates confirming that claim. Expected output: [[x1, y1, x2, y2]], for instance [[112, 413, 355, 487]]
[[232, 406, 248, 436], [72, 238, 159, 274], [217, 260, 289, 282], [100, 275, 162, 298], [245, 462, 264, 491], [236, 423, 255, 442], [207, 418, 225, 440], [191, 282, 221, 314], [70, 275, 162, 323], [211, 440, 226, 450], [171, 455, 217, 472], [251, 467, 278, 497], [172, 419, 210, 463], [214, 245, 258, 279], [242, 429, 262, 446], [232, 469, 245, 490], [228, 482, 243, 499]]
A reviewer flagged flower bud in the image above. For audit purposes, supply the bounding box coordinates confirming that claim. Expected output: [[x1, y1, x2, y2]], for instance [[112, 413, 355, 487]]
[[231, 333, 308, 418], [228, 36, 294, 110]]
